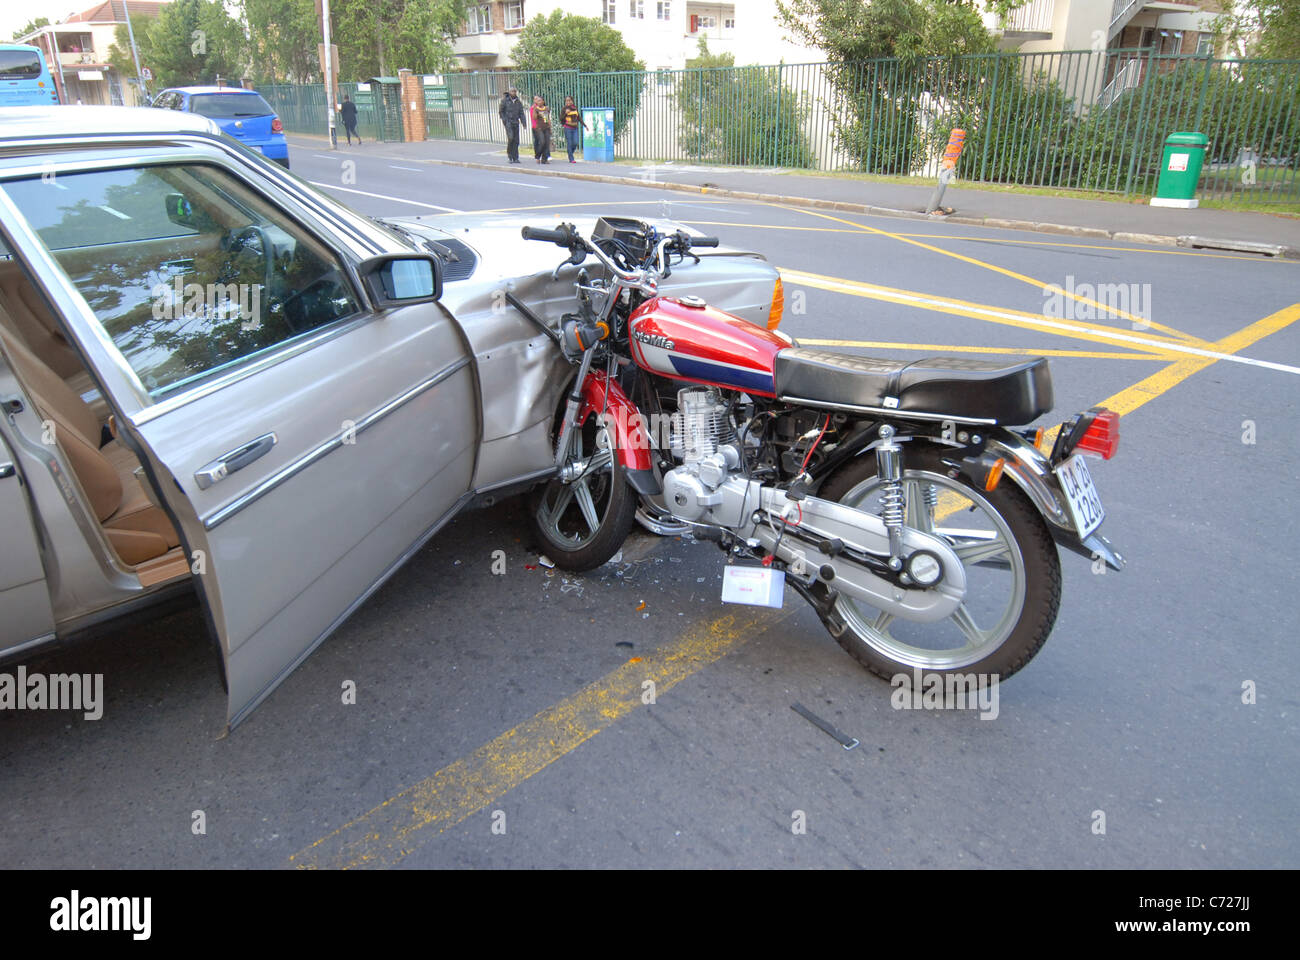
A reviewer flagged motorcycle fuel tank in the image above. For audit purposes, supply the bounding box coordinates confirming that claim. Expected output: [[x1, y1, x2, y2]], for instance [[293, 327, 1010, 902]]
[[628, 296, 791, 397]]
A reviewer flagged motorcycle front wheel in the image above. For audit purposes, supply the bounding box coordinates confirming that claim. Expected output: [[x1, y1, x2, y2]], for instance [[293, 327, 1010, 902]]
[[818, 442, 1062, 682], [531, 413, 637, 572]]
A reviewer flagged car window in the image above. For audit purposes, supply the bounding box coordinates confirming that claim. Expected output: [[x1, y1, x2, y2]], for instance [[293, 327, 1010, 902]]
[[2, 164, 361, 399], [189, 93, 274, 119]]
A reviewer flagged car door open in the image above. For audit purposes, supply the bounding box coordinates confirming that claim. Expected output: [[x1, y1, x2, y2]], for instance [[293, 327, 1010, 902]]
[[1, 159, 480, 728]]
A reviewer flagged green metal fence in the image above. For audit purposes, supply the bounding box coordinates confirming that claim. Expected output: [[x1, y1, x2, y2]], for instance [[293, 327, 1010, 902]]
[[261, 51, 1300, 203]]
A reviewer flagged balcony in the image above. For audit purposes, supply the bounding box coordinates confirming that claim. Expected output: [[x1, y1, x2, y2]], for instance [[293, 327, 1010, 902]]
[[59, 52, 104, 68], [1004, 0, 1055, 35], [453, 33, 500, 57]]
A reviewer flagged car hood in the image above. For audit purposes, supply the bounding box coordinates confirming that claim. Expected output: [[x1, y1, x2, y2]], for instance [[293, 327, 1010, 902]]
[[381, 212, 764, 284]]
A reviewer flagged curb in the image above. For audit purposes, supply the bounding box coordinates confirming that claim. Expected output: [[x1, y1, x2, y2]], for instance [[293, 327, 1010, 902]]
[[289, 136, 1300, 260]]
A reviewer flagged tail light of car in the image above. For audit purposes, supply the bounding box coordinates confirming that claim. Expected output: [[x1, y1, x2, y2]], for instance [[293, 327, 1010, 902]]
[[271, 117, 283, 133]]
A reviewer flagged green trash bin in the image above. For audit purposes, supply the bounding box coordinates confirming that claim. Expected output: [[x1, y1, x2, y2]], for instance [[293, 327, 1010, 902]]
[[1150, 132, 1208, 209]]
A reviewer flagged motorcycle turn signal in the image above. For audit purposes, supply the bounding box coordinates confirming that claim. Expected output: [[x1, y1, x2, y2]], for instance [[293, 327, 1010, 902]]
[[563, 317, 610, 353]]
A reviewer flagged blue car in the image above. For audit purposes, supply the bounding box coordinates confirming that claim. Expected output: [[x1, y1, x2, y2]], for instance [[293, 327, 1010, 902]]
[[151, 86, 289, 168]]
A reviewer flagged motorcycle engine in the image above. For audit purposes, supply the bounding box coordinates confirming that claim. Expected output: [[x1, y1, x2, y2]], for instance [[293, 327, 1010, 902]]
[[662, 388, 741, 521]]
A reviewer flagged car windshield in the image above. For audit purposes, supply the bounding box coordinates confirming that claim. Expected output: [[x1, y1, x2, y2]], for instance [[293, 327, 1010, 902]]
[[190, 93, 274, 119]]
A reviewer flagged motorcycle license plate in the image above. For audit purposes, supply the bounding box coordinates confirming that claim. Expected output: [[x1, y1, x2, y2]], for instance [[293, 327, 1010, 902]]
[[1055, 454, 1105, 539]]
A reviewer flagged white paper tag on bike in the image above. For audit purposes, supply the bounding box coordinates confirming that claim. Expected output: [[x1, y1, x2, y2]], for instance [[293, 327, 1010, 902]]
[[721, 565, 785, 608]]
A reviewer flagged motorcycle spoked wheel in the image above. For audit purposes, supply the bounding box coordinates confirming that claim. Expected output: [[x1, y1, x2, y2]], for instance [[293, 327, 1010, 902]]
[[531, 413, 637, 572], [817, 442, 1062, 683]]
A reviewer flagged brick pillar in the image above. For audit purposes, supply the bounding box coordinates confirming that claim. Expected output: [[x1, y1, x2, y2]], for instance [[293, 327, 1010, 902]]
[[241, 77, 254, 90], [398, 68, 426, 142]]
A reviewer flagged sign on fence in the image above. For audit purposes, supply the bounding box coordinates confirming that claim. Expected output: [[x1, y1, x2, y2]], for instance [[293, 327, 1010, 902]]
[[583, 107, 615, 163]]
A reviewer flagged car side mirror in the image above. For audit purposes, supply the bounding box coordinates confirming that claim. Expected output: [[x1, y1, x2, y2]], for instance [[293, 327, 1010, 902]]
[[357, 253, 443, 307]]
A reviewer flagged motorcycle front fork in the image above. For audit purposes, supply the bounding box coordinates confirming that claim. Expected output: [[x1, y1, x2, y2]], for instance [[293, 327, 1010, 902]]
[[554, 348, 598, 469]]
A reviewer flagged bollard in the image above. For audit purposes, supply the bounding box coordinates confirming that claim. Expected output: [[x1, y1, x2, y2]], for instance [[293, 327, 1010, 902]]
[[926, 128, 966, 215]]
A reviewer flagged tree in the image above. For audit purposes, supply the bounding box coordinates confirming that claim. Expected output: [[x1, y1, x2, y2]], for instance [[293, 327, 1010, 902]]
[[509, 11, 645, 142], [775, 0, 998, 173], [242, 0, 321, 83], [331, 0, 466, 80], [1213, 0, 1300, 58], [675, 40, 814, 168], [108, 0, 247, 90], [13, 17, 50, 41]]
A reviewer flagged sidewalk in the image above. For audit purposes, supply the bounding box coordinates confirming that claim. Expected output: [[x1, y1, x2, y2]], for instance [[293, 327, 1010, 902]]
[[289, 134, 1300, 258]]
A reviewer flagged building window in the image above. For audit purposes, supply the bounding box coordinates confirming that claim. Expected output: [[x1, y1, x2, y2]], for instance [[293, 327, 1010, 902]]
[[656, 1, 671, 20], [1196, 33, 1213, 56], [724, 17, 735, 29], [692, 14, 716, 32], [466, 4, 492, 35], [603, 0, 616, 24], [629, 0, 644, 19], [505, 1, 525, 30]]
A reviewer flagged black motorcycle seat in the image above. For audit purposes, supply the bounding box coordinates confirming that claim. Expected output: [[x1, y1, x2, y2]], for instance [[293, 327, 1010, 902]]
[[773, 348, 1053, 425]]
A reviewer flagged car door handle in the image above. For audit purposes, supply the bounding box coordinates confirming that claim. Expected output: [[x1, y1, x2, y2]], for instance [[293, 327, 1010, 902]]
[[194, 432, 277, 490]]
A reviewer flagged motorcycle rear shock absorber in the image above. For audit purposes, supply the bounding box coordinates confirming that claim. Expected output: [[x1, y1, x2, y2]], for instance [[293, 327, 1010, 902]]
[[875, 424, 905, 570]]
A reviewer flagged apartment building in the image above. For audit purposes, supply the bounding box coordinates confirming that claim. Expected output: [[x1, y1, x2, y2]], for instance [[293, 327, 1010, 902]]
[[15, 1, 169, 106], [452, 0, 819, 72]]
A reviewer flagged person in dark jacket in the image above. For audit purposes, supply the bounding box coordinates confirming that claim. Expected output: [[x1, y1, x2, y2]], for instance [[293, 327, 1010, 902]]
[[340, 94, 360, 146], [560, 96, 588, 163], [499, 87, 526, 163]]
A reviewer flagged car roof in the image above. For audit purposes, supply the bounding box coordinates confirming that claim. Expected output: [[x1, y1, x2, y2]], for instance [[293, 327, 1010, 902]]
[[167, 87, 264, 95], [0, 106, 221, 143]]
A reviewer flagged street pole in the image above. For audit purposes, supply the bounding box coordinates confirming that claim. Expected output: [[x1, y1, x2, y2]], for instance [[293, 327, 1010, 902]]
[[119, 0, 148, 103], [322, 0, 337, 149], [45, 30, 67, 103]]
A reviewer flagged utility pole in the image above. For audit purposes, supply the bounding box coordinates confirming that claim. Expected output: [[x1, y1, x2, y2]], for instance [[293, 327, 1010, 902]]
[[322, 0, 337, 148], [118, 0, 148, 103]]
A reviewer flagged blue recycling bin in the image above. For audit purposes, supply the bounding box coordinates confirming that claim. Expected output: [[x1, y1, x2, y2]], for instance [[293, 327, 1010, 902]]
[[582, 107, 615, 162]]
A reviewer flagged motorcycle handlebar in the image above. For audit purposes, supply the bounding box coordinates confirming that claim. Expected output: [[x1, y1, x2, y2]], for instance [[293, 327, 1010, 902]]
[[521, 224, 578, 246], [688, 235, 720, 248]]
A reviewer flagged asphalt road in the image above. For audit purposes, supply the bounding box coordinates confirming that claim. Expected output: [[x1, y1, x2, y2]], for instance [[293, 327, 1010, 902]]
[[3, 142, 1297, 869]]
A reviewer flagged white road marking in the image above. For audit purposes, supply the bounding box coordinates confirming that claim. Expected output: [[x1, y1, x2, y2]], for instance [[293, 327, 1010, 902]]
[[307, 182, 462, 213], [496, 179, 549, 190], [780, 269, 1300, 377], [312, 154, 340, 160], [389, 165, 424, 172], [97, 205, 130, 220]]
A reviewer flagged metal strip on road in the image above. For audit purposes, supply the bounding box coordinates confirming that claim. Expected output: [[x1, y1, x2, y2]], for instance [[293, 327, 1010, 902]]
[[290, 608, 795, 869], [307, 181, 463, 213]]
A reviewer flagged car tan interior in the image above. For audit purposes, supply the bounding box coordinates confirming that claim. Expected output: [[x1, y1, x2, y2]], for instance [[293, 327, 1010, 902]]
[[0, 300, 187, 584], [0, 260, 100, 407]]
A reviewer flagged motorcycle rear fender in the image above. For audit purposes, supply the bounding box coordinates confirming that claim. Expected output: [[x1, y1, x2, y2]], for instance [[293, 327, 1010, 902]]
[[824, 422, 1125, 571], [579, 370, 661, 495]]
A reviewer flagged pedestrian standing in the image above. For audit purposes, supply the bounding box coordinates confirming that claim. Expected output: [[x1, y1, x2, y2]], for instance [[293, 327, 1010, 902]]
[[560, 96, 588, 163], [499, 86, 526, 163], [340, 94, 361, 145], [530, 95, 552, 164]]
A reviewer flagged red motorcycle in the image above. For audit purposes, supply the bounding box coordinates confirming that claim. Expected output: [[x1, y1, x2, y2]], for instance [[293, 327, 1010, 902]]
[[519, 219, 1123, 684]]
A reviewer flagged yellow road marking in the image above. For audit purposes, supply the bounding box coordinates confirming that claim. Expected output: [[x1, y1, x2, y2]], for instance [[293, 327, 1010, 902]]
[[797, 339, 1171, 361], [769, 203, 1207, 344], [779, 267, 1187, 354], [291, 608, 792, 869], [781, 268, 1300, 375]]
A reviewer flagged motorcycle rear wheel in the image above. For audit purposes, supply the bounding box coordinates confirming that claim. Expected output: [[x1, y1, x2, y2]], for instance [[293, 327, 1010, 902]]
[[818, 443, 1061, 682], [531, 414, 637, 572]]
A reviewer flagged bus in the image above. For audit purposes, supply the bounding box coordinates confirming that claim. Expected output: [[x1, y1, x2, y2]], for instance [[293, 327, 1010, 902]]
[[0, 44, 61, 107]]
